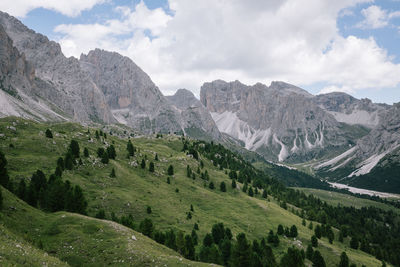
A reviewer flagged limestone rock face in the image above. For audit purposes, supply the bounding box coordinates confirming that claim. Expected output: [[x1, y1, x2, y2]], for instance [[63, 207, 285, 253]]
[[200, 80, 350, 162], [0, 11, 114, 123], [315, 92, 387, 128], [166, 89, 222, 140], [79, 49, 183, 134]]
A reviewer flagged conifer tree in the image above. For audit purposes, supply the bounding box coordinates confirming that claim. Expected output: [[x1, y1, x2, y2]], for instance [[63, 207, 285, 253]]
[[167, 165, 174, 175], [17, 179, 27, 201], [101, 151, 109, 164], [232, 179, 237, 189], [232, 233, 251, 267], [248, 187, 254, 197], [0, 187, 3, 210], [110, 168, 116, 178], [155, 153, 159, 161], [139, 218, 154, 237], [68, 140, 80, 158], [45, 129, 53, 138], [277, 224, 284, 235], [350, 236, 359, 249], [312, 250, 326, 267], [141, 159, 146, 169], [262, 189, 268, 198], [339, 252, 349, 267], [64, 152, 74, 170], [306, 244, 314, 260], [209, 181, 215, 190], [127, 140, 135, 157], [280, 247, 304, 267], [147, 206, 152, 214], [149, 162, 155, 172], [191, 229, 198, 245], [220, 181, 226, 192], [167, 177, 170, 184], [311, 235, 318, 247], [107, 145, 116, 159], [0, 151, 10, 189], [83, 147, 89, 157], [183, 234, 195, 260], [290, 225, 298, 238]]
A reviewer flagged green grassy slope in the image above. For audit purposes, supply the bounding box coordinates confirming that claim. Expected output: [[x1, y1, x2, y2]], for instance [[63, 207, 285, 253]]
[[0, 187, 212, 267], [293, 187, 400, 214], [0, 117, 386, 266]]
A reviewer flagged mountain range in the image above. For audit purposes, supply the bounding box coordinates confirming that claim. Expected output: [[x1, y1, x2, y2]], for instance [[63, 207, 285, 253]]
[[0, 11, 399, 193]]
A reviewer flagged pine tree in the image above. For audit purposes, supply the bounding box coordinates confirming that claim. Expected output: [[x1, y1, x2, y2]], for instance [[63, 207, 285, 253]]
[[203, 233, 213, 247], [0, 186, 3, 210], [191, 229, 198, 245], [110, 168, 116, 178], [311, 235, 318, 247], [64, 152, 74, 170], [167, 165, 174, 175], [209, 181, 215, 189], [306, 244, 314, 260], [350, 236, 359, 249], [149, 162, 155, 172], [309, 221, 313, 230], [45, 129, 53, 138], [186, 165, 191, 178], [339, 252, 349, 267], [83, 147, 89, 158], [248, 187, 254, 197], [147, 206, 152, 214], [72, 185, 87, 214], [107, 145, 116, 159], [315, 225, 322, 239], [277, 224, 284, 235], [0, 151, 10, 189], [280, 247, 304, 267], [55, 166, 62, 177], [221, 238, 232, 265], [101, 151, 109, 164], [232, 179, 237, 189], [95, 209, 106, 219], [176, 231, 185, 254], [190, 204, 194, 212], [167, 177, 170, 184], [127, 140, 135, 157], [302, 219, 306, 226], [57, 157, 64, 171], [194, 223, 199, 230], [290, 225, 298, 238], [141, 159, 146, 169], [165, 229, 177, 250], [232, 233, 251, 267], [155, 153, 159, 161], [211, 223, 225, 245], [139, 218, 154, 237], [262, 189, 268, 198], [220, 181, 226, 192], [312, 250, 326, 267], [68, 140, 80, 158], [17, 179, 27, 201], [183, 235, 195, 260]]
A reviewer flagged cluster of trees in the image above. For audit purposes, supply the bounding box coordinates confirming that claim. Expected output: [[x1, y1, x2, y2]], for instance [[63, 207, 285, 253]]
[[97, 144, 116, 164], [0, 142, 87, 214], [277, 224, 298, 238]]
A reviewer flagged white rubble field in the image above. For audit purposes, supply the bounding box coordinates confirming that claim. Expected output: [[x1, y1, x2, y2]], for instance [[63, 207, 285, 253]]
[[329, 182, 400, 198]]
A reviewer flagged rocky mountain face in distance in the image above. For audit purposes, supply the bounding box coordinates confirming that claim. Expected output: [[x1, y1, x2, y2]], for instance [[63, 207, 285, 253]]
[[0, 11, 114, 124], [200, 80, 366, 163]]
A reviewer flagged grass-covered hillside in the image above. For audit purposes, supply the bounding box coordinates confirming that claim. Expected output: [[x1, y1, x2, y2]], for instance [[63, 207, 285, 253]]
[[0, 117, 394, 266]]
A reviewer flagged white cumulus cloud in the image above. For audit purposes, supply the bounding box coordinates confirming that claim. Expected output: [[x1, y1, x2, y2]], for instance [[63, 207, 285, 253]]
[[52, 0, 400, 98], [0, 0, 106, 17], [357, 5, 400, 29]]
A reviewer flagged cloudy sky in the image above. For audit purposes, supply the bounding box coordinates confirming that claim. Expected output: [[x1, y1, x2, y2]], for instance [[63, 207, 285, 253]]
[[1, 0, 400, 103]]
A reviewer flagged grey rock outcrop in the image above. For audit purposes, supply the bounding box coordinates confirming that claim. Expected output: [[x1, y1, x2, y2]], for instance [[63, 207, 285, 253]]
[[315, 92, 387, 128], [201, 80, 353, 162], [0, 11, 114, 123], [79, 49, 183, 134], [166, 89, 222, 140]]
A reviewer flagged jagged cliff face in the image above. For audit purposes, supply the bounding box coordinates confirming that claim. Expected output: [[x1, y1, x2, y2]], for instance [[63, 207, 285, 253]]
[[0, 11, 114, 123], [316, 102, 400, 178], [79, 49, 182, 133], [201, 80, 353, 162], [166, 89, 222, 140], [315, 92, 387, 128]]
